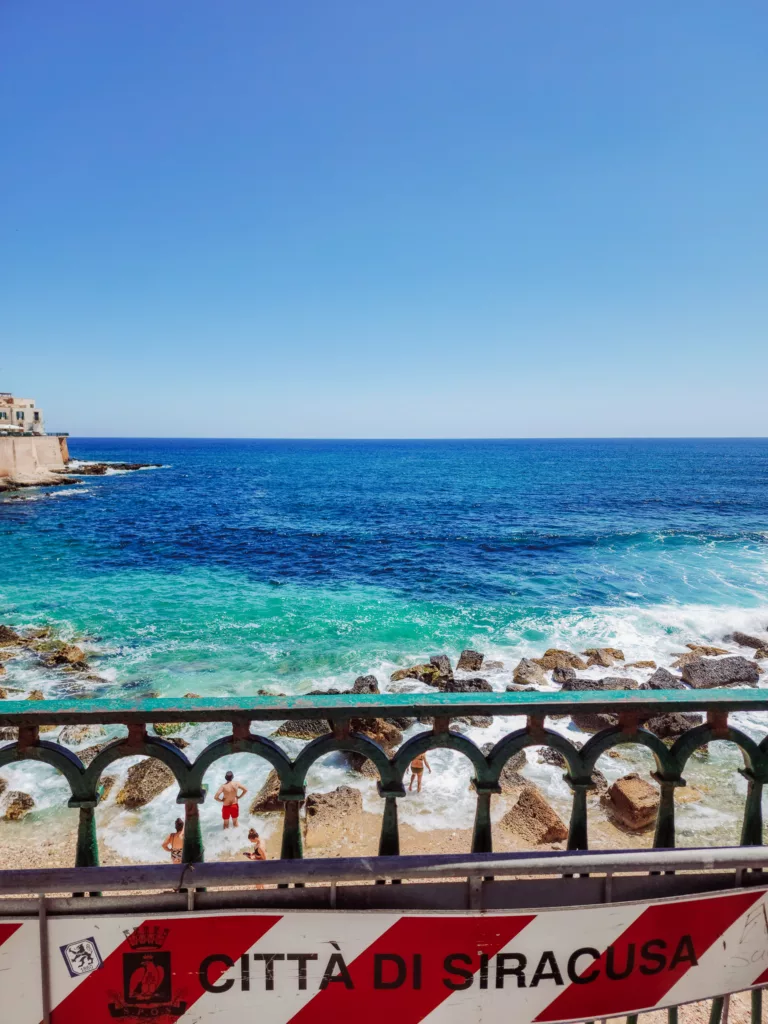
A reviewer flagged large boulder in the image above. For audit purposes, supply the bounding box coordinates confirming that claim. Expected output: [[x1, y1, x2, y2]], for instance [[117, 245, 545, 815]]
[[643, 712, 702, 739], [533, 649, 587, 672], [305, 786, 362, 822], [560, 678, 637, 732], [499, 786, 568, 845], [441, 677, 493, 693], [350, 718, 403, 748], [250, 770, 283, 814], [274, 719, 330, 740], [561, 676, 637, 692], [642, 667, 686, 690], [457, 649, 484, 672], [153, 723, 183, 737], [552, 666, 576, 685], [0, 626, 21, 646], [601, 774, 659, 831], [390, 663, 442, 686], [77, 742, 111, 766], [3, 790, 34, 821], [116, 759, 175, 808], [347, 718, 403, 775], [685, 643, 728, 657], [755, 649, 768, 661], [625, 660, 656, 669], [681, 656, 759, 689], [670, 652, 701, 670], [513, 659, 548, 687], [583, 648, 625, 668], [537, 745, 579, 768], [58, 725, 107, 746], [429, 655, 453, 681], [352, 675, 380, 694], [724, 631, 768, 651], [40, 642, 88, 670], [448, 715, 493, 730]]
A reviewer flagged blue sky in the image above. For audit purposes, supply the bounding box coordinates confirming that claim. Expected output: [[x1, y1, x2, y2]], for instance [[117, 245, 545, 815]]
[[1, 1, 766, 437]]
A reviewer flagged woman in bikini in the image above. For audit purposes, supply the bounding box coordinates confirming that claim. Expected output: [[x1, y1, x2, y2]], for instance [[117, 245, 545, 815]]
[[161, 817, 185, 863], [244, 828, 267, 889], [409, 752, 432, 793]]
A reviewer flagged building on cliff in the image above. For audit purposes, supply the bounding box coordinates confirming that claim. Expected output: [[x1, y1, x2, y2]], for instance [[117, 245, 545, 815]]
[[0, 392, 45, 434], [0, 391, 69, 488]]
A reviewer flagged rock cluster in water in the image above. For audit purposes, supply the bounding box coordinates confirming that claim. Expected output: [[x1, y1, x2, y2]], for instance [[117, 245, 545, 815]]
[[1, 625, 767, 837]]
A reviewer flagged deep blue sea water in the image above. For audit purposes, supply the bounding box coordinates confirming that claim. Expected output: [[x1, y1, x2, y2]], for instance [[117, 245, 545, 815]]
[[1, 438, 768, 857]]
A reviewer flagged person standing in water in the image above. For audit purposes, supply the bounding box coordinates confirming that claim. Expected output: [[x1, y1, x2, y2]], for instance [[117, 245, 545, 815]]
[[161, 817, 184, 863], [409, 752, 432, 793], [215, 770, 247, 828]]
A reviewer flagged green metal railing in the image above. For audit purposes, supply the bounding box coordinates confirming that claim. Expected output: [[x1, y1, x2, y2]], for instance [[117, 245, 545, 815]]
[[1, 688, 767, 1022]]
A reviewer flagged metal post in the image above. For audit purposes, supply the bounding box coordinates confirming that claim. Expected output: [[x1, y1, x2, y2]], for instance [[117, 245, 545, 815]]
[[471, 789, 493, 854], [751, 988, 763, 1024], [709, 996, 725, 1024], [75, 806, 99, 867], [280, 800, 304, 861], [74, 806, 101, 897], [378, 796, 400, 857], [566, 784, 589, 850], [38, 895, 51, 1024], [653, 779, 677, 850], [740, 772, 764, 847], [667, 1007, 679, 1024], [721, 993, 730, 1023], [279, 800, 304, 888], [182, 800, 204, 863]]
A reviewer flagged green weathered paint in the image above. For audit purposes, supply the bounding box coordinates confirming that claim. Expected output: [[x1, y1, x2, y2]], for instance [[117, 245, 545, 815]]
[[0, 690, 766, 902], [1, 688, 767, 727]]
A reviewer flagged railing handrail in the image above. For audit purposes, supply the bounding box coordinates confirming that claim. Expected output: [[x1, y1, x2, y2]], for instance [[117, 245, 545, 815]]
[[1, 688, 768, 726], [0, 845, 766, 896]]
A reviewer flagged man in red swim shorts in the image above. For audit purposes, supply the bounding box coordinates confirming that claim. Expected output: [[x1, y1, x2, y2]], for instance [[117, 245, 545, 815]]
[[214, 770, 248, 829]]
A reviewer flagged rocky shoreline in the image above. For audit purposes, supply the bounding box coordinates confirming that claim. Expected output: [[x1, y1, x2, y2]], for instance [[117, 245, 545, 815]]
[[2, 622, 767, 853], [0, 460, 162, 493]]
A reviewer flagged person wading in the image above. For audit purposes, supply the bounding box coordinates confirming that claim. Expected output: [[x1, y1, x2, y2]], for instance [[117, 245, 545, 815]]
[[215, 770, 247, 829], [161, 817, 184, 863], [409, 752, 432, 793]]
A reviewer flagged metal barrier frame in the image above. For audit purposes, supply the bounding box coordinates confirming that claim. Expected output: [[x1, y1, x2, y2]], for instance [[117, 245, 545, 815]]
[[2, 689, 768, 1022]]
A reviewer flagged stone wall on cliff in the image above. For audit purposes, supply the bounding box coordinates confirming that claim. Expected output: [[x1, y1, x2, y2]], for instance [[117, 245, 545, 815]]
[[0, 436, 67, 483]]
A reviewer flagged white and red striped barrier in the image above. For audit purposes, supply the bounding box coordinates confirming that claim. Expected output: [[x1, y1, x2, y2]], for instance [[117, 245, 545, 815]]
[[2, 886, 768, 1022]]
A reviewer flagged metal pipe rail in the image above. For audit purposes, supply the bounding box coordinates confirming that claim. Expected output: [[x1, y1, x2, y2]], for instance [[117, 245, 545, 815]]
[[2, 845, 768, 896]]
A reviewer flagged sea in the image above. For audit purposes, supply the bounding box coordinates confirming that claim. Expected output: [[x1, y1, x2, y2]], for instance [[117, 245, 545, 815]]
[[1, 438, 768, 860]]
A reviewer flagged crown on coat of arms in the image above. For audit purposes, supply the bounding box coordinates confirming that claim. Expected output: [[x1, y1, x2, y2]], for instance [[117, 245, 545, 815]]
[[124, 926, 170, 950]]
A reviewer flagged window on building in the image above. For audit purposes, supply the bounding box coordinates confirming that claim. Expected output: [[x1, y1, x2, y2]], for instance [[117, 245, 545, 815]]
[[34, 412, 40, 421], [0, 411, 7, 420], [16, 411, 24, 420]]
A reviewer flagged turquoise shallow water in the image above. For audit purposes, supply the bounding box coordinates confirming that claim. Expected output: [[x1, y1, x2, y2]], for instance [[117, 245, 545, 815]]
[[1, 438, 767, 859]]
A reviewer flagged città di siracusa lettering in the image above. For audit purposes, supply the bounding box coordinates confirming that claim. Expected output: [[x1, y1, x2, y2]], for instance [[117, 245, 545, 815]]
[[198, 934, 698, 994]]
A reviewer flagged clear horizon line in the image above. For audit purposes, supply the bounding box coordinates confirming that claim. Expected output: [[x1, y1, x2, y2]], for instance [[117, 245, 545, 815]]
[[59, 434, 768, 442]]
